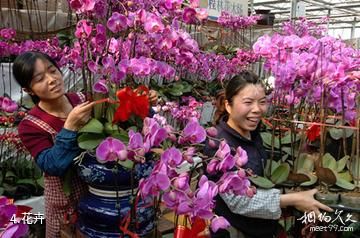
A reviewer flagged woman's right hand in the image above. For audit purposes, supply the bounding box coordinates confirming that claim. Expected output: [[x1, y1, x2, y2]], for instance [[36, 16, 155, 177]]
[[64, 101, 95, 131], [280, 189, 333, 217]]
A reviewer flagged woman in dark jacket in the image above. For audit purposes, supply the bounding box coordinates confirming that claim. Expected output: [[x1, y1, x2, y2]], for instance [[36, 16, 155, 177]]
[[205, 71, 332, 238]]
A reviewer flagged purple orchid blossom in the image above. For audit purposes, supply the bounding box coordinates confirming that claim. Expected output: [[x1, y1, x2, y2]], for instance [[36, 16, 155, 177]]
[[96, 137, 128, 163], [92, 79, 108, 94], [107, 12, 128, 33], [0, 97, 18, 113], [179, 119, 206, 144]]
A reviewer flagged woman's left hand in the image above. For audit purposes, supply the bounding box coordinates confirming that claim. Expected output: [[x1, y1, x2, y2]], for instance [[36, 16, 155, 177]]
[[149, 90, 158, 106]]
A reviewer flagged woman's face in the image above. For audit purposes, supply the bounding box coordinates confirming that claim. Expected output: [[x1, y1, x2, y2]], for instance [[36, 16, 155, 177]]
[[29, 58, 64, 101], [225, 84, 267, 137]]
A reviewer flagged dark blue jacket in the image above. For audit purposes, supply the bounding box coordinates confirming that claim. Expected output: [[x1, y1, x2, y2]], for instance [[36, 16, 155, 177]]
[[204, 118, 279, 238]]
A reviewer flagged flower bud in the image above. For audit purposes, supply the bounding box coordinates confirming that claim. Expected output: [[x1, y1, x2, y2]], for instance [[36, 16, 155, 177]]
[[208, 139, 217, 148], [206, 127, 218, 137], [237, 168, 246, 178]]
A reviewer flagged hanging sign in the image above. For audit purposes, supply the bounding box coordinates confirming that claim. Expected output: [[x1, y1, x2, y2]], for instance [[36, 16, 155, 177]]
[[200, 0, 248, 19]]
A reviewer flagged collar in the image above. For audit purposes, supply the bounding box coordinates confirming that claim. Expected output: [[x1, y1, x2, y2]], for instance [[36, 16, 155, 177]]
[[217, 117, 260, 144]]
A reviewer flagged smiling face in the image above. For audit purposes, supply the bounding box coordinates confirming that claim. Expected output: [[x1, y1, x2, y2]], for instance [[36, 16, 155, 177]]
[[29, 58, 64, 101], [225, 84, 267, 138]]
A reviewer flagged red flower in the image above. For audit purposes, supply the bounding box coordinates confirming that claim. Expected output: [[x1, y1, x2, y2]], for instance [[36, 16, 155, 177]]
[[306, 124, 320, 142], [113, 86, 149, 123]]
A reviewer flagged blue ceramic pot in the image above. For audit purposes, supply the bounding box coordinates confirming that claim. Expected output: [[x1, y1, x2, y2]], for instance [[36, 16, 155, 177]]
[[77, 153, 155, 237], [78, 192, 155, 237], [77, 153, 154, 190]]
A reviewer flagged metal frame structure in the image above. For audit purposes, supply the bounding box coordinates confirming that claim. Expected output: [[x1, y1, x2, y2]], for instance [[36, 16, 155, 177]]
[[251, 0, 360, 39]]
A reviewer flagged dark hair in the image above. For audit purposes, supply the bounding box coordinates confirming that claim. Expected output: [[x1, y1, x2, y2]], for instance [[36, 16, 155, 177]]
[[12, 52, 61, 104], [214, 71, 264, 124]]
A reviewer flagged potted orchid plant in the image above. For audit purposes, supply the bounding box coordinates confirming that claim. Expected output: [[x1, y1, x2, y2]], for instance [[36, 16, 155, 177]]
[[253, 18, 360, 216], [53, 0, 265, 236]]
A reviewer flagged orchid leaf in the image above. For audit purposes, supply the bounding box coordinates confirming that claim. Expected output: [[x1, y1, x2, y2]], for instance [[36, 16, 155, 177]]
[[5, 171, 16, 179], [37, 177, 44, 188], [16, 178, 36, 187], [79, 118, 104, 134], [336, 155, 349, 172], [281, 147, 293, 156], [111, 132, 129, 143], [336, 178, 355, 190], [249, 176, 275, 188], [338, 171, 352, 182], [118, 160, 134, 169], [0, 187, 3, 195], [297, 169, 317, 186], [328, 122, 353, 140], [322, 153, 337, 171], [78, 133, 106, 150], [168, 83, 184, 96], [271, 163, 290, 184], [265, 160, 279, 177], [281, 132, 300, 144], [260, 132, 280, 149], [294, 153, 314, 172], [104, 122, 119, 134]]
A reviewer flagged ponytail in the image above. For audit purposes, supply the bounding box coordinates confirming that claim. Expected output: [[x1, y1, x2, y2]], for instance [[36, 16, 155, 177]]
[[213, 90, 227, 125]]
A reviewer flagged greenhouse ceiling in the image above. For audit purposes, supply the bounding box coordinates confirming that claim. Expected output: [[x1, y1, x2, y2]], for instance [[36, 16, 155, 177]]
[[251, 0, 360, 39]]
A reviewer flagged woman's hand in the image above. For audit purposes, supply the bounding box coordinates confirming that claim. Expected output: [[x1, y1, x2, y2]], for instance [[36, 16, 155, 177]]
[[64, 101, 95, 131], [280, 189, 333, 217], [149, 90, 158, 106]]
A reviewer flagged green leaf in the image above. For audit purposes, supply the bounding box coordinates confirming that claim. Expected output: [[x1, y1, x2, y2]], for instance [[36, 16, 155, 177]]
[[336, 155, 349, 172], [181, 81, 193, 93], [118, 160, 134, 169], [37, 177, 44, 188], [166, 82, 186, 97], [0, 187, 3, 195], [111, 132, 129, 143], [297, 169, 318, 186], [16, 178, 36, 187], [270, 163, 290, 184], [79, 118, 104, 134], [281, 154, 289, 162], [260, 132, 280, 149], [104, 122, 119, 134], [336, 178, 355, 190], [338, 171, 352, 182], [328, 122, 353, 140], [281, 147, 293, 156], [265, 160, 279, 177], [281, 132, 300, 144], [5, 171, 16, 179], [322, 153, 337, 170], [249, 176, 275, 188], [78, 133, 106, 150], [294, 153, 314, 172]]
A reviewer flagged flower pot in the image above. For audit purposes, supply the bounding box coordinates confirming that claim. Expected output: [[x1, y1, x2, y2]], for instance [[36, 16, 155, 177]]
[[78, 191, 155, 238], [340, 192, 360, 209], [77, 153, 154, 190], [76, 153, 155, 237], [315, 192, 339, 206]]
